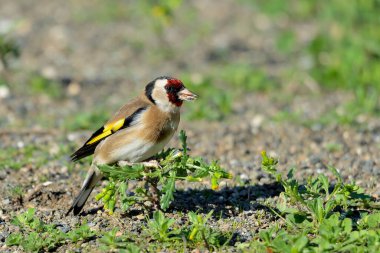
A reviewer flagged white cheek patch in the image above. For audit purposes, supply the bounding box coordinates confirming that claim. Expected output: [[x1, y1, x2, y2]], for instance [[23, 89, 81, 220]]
[[155, 79, 168, 89], [153, 90, 180, 113], [151, 78, 179, 112]]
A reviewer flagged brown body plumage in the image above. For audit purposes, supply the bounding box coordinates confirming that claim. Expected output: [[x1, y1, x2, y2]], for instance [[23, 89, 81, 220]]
[[66, 76, 197, 215]]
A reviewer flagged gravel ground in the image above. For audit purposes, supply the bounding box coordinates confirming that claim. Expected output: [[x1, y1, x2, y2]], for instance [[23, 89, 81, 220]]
[[1, 1, 379, 252]]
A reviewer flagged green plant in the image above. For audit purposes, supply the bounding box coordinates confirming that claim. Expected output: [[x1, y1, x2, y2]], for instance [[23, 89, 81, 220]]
[[248, 151, 380, 252], [262, 151, 373, 227], [144, 0, 183, 27], [253, 227, 309, 253], [313, 213, 370, 252], [180, 64, 277, 121], [0, 35, 19, 69], [0, 145, 45, 170], [220, 64, 276, 92], [188, 210, 230, 250], [126, 0, 186, 60], [324, 142, 343, 153], [0, 147, 23, 170], [145, 210, 180, 242], [100, 228, 140, 252], [6, 208, 96, 252], [8, 185, 24, 205], [29, 74, 63, 98], [96, 130, 231, 214], [66, 223, 97, 243], [237, 0, 380, 126], [251, 210, 380, 253], [98, 210, 229, 251]]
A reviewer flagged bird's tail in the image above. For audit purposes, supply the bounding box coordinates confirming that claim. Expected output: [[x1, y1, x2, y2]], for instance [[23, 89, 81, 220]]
[[66, 164, 102, 215]]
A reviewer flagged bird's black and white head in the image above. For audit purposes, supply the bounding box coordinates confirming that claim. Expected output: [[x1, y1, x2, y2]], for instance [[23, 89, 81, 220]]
[[145, 76, 197, 112]]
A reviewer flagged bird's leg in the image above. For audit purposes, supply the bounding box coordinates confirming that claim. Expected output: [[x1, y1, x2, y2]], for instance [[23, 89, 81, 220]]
[[118, 160, 160, 168]]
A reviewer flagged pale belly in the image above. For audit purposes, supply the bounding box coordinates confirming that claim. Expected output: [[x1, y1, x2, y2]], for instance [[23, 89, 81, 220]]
[[111, 137, 170, 163], [95, 130, 174, 164]]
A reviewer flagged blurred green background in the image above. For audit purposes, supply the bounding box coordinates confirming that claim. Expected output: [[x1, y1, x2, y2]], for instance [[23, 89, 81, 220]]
[[0, 0, 379, 129]]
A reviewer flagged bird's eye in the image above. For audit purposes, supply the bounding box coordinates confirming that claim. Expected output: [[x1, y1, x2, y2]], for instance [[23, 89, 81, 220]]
[[165, 86, 176, 93]]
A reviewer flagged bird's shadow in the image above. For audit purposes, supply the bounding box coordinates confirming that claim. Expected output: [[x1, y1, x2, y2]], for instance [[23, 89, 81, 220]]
[[81, 182, 283, 218], [168, 182, 282, 217]]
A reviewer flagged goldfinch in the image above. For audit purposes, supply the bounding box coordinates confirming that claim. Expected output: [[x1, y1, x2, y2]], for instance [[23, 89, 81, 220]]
[[66, 76, 197, 215]]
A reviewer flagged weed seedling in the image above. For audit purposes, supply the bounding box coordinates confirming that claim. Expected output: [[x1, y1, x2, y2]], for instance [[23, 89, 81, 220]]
[[188, 210, 230, 250], [145, 210, 180, 242], [6, 208, 96, 252], [250, 151, 380, 252], [100, 228, 140, 252]]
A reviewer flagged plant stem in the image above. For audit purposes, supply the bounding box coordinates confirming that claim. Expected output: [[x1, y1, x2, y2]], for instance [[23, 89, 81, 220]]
[[147, 177, 161, 210], [201, 230, 210, 250]]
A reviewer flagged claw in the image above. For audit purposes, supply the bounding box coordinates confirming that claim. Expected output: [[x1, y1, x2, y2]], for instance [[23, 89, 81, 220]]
[[118, 161, 135, 167], [118, 160, 160, 168], [141, 160, 161, 168]]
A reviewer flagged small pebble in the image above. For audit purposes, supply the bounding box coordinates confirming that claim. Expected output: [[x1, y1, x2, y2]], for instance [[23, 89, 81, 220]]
[[0, 85, 10, 99]]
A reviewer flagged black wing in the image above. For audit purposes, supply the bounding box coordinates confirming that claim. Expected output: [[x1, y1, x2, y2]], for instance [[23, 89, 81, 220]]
[[70, 107, 146, 162]]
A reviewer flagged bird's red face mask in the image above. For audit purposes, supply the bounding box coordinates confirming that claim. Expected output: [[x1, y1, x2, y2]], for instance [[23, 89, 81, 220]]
[[165, 79, 197, 107]]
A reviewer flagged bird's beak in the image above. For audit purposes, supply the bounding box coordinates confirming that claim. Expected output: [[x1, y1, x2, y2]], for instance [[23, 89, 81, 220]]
[[178, 88, 198, 101]]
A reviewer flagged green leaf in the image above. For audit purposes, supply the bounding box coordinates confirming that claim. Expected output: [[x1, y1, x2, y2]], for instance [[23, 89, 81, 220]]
[[5, 233, 23, 246], [187, 212, 197, 227], [366, 212, 380, 229], [160, 171, 176, 210], [328, 166, 343, 185], [342, 218, 352, 234], [118, 181, 132, 211], [291, 235, 308, 252], [67, 224, 95, 242], [147, 211, 178, 242], [308, 198, 325, 224], [318, 174, 330, 195], [179, 129, 188, 157], [261, 151, 279, 176], [7, 208, 95, 252], [98, 164, 144, 180]]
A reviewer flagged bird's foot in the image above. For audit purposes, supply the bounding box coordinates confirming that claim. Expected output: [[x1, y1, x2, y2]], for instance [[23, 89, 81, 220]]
[[118, 160, 160, 168], [141, 160, 161, 168]]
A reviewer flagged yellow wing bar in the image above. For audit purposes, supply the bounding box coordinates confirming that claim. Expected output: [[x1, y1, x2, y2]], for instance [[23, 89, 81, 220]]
[[86, 118, 125, 145]]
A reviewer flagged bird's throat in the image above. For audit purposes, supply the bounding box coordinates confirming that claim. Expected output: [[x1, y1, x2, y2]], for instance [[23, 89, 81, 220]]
[[167, 93, 183, 107]]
